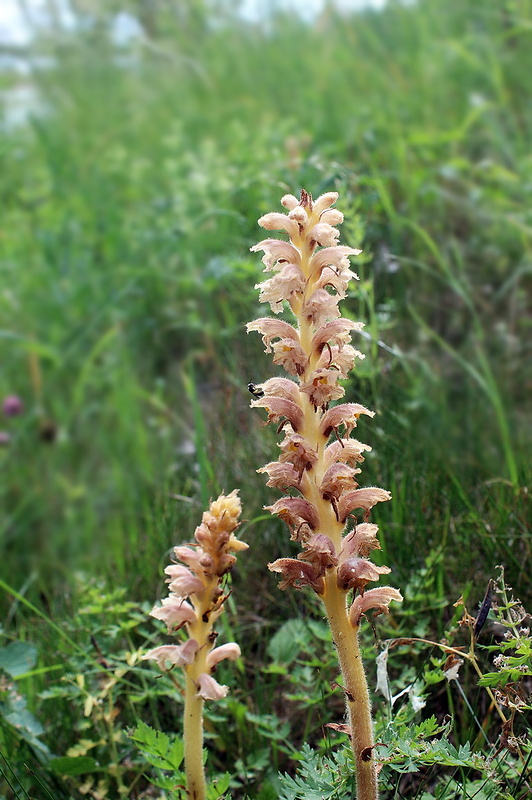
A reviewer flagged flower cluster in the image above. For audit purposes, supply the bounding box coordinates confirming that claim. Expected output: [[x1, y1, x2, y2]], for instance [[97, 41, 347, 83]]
[[143, 490, 247, 700], [248, 190, 402, 627]]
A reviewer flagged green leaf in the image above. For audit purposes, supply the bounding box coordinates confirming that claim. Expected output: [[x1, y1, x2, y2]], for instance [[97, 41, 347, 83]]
[[267, 619, 308, 665], [0, 641, 38, 677], [49, 756, 99, 775]]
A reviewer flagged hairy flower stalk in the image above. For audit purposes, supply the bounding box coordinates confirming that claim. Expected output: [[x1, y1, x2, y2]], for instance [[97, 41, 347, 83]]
[[248, 191, 402, 800], [143, 491, 247, 800]]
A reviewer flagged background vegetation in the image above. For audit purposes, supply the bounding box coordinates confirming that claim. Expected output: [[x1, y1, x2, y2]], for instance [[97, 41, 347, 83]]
[[0, 0, 530, 797]]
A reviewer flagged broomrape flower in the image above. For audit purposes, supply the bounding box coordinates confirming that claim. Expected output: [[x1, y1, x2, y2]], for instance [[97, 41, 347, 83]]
[[143, 491, 247, 800], [248, 190, 402, 800]]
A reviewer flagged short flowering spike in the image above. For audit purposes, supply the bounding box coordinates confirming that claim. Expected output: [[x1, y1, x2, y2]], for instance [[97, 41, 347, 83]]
[[144, 493, 246, 800], [248, 190, 402, 800]]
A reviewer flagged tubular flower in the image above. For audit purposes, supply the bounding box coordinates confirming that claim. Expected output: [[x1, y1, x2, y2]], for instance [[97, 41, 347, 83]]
[[143, 492, 247, 800], [248, 191, 402, 800], [144, 491, 246, 679], [248, 191, 399, 606]]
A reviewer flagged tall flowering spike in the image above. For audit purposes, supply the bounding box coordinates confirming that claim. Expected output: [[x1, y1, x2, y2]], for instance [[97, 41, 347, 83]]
[[248, 191, 402, 800], [143, 491, 247, 800]]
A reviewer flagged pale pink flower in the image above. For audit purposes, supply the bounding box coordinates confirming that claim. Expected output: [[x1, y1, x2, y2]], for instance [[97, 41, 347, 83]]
[[311, 319, 363, 352], [246, 318, 300, 351], [301, 289, 342, 326], [320, 209, 344, 225], [299, 368, 345, 407], [281, 194, 299, 210], [320, 463, 360, 501], [340, 523, 381, 559], [288, 205, 308, 224], [206, 643, 241, 669], [258, 212, 299, 239], [320, 403, 375, 438], [349, 587, 403, 628], [338, 487, 392, 522], [166, 566, 205, 598], [196, 673, 229, 701], [309, 222, 341, 247], [271, 338, 308, 375], [256, 266, 306, 312], [172, 546, 203, 572], [250, 238, 301, 270], [149, 597, 197, 631], [250, 396, 304, 432], [324, 439, 371, 467], [143, 640, 199, 670], [262, 377, 301, 403], [313, 191, 339, 215], [309, 246, 361, 280], [258, 462, 302, 490], [316, 344, 360, 377], [315, 266, 358, 296], [278, 433, 318, 473]]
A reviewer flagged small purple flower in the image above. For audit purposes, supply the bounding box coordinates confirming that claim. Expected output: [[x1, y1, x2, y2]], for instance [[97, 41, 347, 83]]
[[3, 395, 23, 417], [0, 431, 11, 446]]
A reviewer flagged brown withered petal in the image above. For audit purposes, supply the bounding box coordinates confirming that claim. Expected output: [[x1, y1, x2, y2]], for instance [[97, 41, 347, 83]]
[[340, 523, 381, 559], [299, 534, 338, 569], [324, 439, 371, 467], [277, 434, 318, 475], [268, 558, 325, 593], [349, 587, 403, 628], [246, 318, 300, 352], [258, 461, 301, 490], [337, 488, 392, 522], [251, 396, 304, 432], [266, 497, 319, 535], [337, 557, 391, 592], [250, 238, 301, 270], [320, 403, 375, 438], [320, 463, 360, 501]]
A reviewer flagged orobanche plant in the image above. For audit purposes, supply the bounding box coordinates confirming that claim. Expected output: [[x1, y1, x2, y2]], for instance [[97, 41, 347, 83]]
[[247, 190, 402, 800], [143, 491, 247, 800]]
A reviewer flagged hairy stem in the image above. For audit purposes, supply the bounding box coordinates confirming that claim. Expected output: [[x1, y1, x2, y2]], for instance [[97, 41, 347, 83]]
[[183, 669, 206, 800], [322, 570, 378, 800]]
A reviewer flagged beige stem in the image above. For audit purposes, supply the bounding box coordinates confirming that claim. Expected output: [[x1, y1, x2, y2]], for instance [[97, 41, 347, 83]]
[[183, 667, 207, 800], [322, 570, 378, 800]]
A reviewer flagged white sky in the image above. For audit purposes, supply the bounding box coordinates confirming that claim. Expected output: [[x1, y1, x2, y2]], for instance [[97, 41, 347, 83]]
[[0, 0, 388, 45]]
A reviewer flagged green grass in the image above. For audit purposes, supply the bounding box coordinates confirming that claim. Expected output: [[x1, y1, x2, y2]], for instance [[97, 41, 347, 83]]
[[0, 0, 531, 797]]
